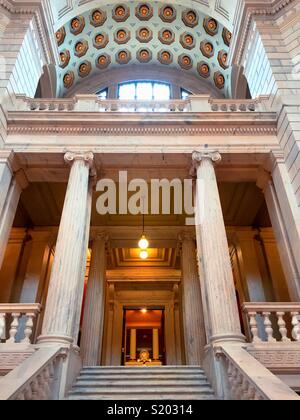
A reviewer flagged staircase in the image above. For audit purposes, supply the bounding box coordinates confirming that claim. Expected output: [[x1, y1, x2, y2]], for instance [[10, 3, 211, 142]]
[[67, 366, 216, 400]]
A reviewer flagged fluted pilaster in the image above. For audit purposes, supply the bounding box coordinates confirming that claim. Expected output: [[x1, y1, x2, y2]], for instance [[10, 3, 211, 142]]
[[81, 233, 107, 366], [181, 234, 206, 365], [193, 151, 244, 344], [38, 152, 94, 346]]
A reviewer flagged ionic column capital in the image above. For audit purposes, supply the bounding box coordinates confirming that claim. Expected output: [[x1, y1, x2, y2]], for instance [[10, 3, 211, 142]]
[[64, 151, 95, 172], [192, 151, 222, 166]]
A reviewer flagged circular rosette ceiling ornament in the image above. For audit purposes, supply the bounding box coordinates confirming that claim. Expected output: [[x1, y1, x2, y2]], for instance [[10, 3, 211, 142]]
[[135, 3, 154, 21], [90, 9, 107, 27], [113, 4, 130, 22], [70, 16, 85, 35]]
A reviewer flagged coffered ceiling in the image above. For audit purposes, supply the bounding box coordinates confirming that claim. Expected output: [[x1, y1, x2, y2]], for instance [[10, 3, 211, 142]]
[[54, 1, 233, 97]]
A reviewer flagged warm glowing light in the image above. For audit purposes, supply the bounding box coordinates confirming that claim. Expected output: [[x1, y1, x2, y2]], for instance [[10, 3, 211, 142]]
[[141, 309, 148, 314], [139, 250, 149, 260], [138, 235, 149, 250]]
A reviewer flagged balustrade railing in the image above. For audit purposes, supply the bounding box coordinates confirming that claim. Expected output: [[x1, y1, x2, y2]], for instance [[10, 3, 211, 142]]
[[0, 346, 65, 400], [243, 303, 300, 344], [220, 343, 300, 400], [0, 304, 41, 345], [13, 94, 270, 114]]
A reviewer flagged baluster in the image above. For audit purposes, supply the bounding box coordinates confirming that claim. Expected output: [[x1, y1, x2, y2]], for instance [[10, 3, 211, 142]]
[[254, 391, 263, 401], [0, 313, 6, 341], [231, 367, 239, 400], [249, 312, 262, 343], [24, 386, 33, 400], [7, 313, 20, 343], [42, 368, 51, 399], [21, 313, 35, 344], [276, 312, 290, 342], [245, 384, 256, 400], [263, 312, 276, 343], [16, 392, 26, 401], [291, 312, 300, 341], [37, 374, 48, 400], [240, 377, 250, 400], [31, 378, 40, 400], [234, 373, 244, 400]]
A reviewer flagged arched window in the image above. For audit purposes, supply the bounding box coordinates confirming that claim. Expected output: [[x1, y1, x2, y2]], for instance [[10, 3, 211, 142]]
[[118, 81, 171, 101]]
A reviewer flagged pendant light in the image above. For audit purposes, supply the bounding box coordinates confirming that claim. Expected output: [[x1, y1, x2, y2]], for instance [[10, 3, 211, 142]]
[[139, 197, 149, 259]]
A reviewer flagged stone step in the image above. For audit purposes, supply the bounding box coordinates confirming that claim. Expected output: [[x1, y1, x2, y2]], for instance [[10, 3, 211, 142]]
[[74, 380, 211, 387], [82, 366, 204, 371], [81, 368, 205, 375], [69, 387, 215, 396], [68, 393, 216, 401], [78, 375, 207, 382]]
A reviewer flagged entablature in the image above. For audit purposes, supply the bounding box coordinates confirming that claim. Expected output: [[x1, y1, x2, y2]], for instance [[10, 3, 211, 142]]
[[6, 95, 278, 153]]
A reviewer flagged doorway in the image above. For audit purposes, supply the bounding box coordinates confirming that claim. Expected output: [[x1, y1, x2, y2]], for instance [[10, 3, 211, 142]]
[[122, 308, 166, 366]]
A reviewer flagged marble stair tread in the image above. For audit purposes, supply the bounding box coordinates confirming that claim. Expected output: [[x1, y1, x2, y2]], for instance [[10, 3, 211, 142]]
[[68, 394, 217, 401], [77, 376, 208, 382], [73, 380, 211, 387]]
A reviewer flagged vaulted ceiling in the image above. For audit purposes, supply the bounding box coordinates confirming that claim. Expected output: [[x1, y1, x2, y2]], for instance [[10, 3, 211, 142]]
[[54, 1, 233, 97]]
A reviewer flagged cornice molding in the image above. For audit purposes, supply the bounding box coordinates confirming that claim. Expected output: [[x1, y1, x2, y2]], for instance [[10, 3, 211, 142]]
[[229, 0, 297, 66], [0, 0, 56, 65]]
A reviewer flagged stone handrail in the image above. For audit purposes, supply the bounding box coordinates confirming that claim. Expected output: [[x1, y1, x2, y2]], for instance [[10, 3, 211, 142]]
[[0, 304, 41, 345], [12, 94, 270, 114], [0, 346, 66, 400], [219, 343, 300, 400], [243, 303, 300, 344]]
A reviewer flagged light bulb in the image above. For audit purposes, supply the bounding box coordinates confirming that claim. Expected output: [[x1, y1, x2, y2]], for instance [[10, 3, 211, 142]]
[[138, 235, 149, 250], [140, 250, 149, 260]]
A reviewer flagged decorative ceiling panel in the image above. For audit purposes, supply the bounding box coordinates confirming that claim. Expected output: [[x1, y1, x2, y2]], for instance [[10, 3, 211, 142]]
[[55, 1, 232, 96], [48, 0, 237, 31]]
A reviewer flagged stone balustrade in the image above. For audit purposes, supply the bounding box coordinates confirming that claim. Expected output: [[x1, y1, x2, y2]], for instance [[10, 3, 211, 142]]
[[0, 304, 41, 345], [219, 343, 300, 401], [12, 94, 270, 114], [243, 303, 300, 344], [0, 346, 66, 400]]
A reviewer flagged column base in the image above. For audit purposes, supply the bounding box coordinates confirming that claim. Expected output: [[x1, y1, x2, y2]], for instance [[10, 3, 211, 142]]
[[210, 333, 246, 345], [37, 334, 74, 346]]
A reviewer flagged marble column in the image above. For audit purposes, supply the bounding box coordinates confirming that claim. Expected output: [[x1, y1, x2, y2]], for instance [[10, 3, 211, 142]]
[[257, 169, 300, 301], [81, 233, 107, 366], [234, 230, 266, 302], [38, 152, 94, 346], [130, 329, 137, 361], [181, 234, 206, 365], [192, 151, 244, 345], [0, 152, 27, 269], [19, 231, 53, 304]]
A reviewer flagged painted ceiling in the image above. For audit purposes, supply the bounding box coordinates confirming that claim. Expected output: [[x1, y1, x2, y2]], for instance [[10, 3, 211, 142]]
[[55, 1, 233, 97]]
